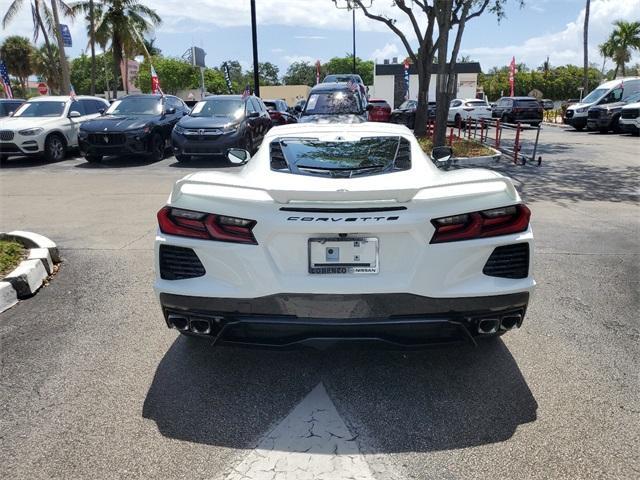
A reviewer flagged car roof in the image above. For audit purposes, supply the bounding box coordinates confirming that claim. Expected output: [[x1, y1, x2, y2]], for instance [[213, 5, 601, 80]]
[[310, 82, 356, 93], [596, 77, 640, 89], [121, 93, 169, 99], [501, 96, 538, 100], [202, 94, 248, 101], [0, 98, 24, 102], [27, 95, 107, 102], [368, 98, 388, 102]]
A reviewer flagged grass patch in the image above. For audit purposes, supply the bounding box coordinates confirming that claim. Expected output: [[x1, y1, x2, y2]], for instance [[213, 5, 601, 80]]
[[417, 136, 496, 158], [0, 240, 26, 278]]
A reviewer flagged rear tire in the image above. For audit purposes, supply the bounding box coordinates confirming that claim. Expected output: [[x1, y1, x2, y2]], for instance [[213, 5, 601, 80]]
[[501, 113, 509, 124], [85, 154, 102, 163], [530, 122, 541, 127], [599, 127, 608, 134], [149, 133, 165, 161], [44, 134, 66, 162], [175, 154, 190, 163], [0, 155, 7, 165], [574, 125, 584, 131]]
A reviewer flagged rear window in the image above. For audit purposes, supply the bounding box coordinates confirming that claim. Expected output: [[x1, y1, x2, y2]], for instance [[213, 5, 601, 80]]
[[369, 100, 388, 106], [304, 91, 362, 115], [270, 136, 411, 178], [515, 99, 541, 108], [466, 100, 489, 106]]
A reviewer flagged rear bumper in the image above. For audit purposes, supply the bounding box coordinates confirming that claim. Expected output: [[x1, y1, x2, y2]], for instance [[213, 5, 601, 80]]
[[586, 117, 612, 130], [159, 291, 530, 347]]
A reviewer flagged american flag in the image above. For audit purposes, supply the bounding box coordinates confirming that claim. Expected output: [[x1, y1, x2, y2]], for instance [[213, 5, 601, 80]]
[[241, 84, 251, 99], [347, 78, 358, 93], [151, 65, 163, 95], [69, 83, 76, 100], [0, 60, 13, 99]]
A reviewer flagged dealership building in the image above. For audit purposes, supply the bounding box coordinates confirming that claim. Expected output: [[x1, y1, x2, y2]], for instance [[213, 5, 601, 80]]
[[371, 61, 482, 108]]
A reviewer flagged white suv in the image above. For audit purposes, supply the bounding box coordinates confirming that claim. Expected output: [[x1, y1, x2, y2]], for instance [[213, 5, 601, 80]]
[[0, 95, 108, 163], [619, 101, 640, 135]]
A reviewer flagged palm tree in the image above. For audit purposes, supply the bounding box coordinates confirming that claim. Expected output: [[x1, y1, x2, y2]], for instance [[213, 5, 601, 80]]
[[583, 0, 590, 92], [70, 0, 161, 99], [31, 43, 62, 93], [599, 20, 640, 77]]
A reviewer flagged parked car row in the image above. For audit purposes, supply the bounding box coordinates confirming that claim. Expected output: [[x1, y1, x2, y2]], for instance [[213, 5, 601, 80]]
[[564, 77, 640, 134]]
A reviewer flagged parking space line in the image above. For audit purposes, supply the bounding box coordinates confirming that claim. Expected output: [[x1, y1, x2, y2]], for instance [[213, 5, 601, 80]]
[[224, 382, 375, 480]]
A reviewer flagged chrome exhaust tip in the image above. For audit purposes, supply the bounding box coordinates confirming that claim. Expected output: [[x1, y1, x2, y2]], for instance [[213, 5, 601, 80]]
[[168, 314, 189, 331], [189, 318, 212, 335], [500, 314, 522, 331], [478, 318, 500, 334]]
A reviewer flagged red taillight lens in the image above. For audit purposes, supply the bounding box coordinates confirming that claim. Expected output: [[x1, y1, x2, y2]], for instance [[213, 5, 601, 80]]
[[430, 204, 530, 243], [157, 206, 257, 244]]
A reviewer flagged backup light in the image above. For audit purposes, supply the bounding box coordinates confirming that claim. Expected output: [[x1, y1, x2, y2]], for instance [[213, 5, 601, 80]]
[[430, 204, 530, 243], [158, 206, 257, 244]]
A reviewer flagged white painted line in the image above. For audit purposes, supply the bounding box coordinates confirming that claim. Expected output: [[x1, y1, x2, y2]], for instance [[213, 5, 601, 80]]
[[224, 383, 375, 480]]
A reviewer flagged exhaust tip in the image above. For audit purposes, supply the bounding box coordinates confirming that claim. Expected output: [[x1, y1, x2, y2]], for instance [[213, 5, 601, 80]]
[[500, 314, 522, 331], [478, 318, 500, 334], [190, 318, 211, 335], [168, 314, 189, 331]]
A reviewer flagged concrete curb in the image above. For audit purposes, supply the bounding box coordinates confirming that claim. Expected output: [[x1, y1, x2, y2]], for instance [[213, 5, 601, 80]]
[[542, 122, 569, 129], [0, 231, 61, 313]]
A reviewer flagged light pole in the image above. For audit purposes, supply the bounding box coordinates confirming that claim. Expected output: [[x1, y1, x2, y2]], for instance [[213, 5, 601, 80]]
[[333, 0, 371, 75], [250, 0, 260, 97]]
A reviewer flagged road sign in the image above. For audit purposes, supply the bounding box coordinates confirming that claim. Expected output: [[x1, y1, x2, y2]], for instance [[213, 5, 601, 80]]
[[37, 82, 48, 95], [60, 24, 72, 47]]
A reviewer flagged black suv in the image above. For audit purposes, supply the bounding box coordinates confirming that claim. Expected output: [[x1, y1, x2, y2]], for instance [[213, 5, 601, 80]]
[[389, 100, 436, 129], [586, 91, 640, 133], [297, 82, 369, 124], [0, 99, 25, 117], [78, 94, 189, 163], [492, 96, 543, 126], [171, 95, 271, 161]]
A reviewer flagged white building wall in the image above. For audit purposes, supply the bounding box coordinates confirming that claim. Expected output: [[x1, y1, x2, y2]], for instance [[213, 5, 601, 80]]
[[371, 74, 395, 106], [372, 71, 478, 106]]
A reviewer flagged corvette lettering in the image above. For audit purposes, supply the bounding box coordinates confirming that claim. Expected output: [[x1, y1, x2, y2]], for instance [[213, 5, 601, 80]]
[[287, 216, 399, 222]]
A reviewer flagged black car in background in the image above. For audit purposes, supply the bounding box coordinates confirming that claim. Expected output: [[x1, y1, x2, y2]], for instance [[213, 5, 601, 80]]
[[586, 91, 640, 133], [492, 96, 543, 126], [78, 94, 189, 163], [263, 99, 297, 125], [0, 99, 25, 117], [171, 95, 271, 162], [389, 100, 436, 129], [297, 82, 369, 124]]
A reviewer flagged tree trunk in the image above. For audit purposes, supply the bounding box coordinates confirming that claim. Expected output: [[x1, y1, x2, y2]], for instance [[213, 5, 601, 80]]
[[433, 0, 453, 147], [90, 0, 96, 95], [413, 57, 431, 137], [34, 3, 56, 93], [50, 0, 70, 95], [583, 0, 590, 92], [112, 37, 122, 99]]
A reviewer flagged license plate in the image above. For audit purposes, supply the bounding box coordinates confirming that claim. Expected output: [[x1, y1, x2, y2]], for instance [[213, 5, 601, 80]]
[[308, 237, 379, 274]]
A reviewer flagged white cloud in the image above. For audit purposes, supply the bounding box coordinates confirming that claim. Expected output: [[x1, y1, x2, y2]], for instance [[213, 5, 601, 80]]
[[460, 0, 640, 69], [282, 54, 316, 65], [370, 42, 400, 62]]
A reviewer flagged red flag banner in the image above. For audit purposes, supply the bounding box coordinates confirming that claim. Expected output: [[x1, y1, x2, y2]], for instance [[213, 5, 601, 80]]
[[315, 60, 321, 85], [509, 57, 517, 96], [151, 65, 163, 95]]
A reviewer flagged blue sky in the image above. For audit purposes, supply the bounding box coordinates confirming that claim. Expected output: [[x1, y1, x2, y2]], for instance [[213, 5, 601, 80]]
[[2, 0, 639, 75]]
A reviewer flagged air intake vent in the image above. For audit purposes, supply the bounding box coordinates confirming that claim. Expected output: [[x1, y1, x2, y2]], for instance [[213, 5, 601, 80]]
[[483, 243, 529, 279], [270, 142, 288, 171], [159, 245, 206, 280], [394, 137, 411, 170]]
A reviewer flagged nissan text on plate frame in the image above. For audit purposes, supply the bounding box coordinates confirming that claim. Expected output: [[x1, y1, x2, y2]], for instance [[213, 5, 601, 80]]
[[153, 122, 535, 348]]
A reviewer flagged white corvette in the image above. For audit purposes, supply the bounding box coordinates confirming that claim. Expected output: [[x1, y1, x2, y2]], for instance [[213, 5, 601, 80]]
[[154, 122, 534, 347]]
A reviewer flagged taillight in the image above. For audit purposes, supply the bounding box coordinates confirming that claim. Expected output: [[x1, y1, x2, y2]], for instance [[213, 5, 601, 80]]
[[157, 206, 258, 244], [430, 205, 530, 243]]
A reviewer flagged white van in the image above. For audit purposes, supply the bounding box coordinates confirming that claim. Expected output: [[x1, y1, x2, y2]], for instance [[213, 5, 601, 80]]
[[564, 77, 640, 131], [619, 101, 640, 135]]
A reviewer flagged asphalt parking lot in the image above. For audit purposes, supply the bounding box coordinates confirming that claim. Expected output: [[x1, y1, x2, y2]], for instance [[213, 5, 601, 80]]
[[0, 126, 638, 479]]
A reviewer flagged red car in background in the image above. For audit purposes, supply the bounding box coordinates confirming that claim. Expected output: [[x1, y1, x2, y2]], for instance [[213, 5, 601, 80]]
[[367, 99, 391, 122], [263, 99, 297, 126]]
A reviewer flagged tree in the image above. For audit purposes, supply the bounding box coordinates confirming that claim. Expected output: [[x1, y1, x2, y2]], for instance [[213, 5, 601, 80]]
[[136, 56, 198, 94], [31, 43, 63, 93], [350, 0, 512, 140], [245, 62, 281, 86], [583, 0, 590, 93], [71, 0, 161, 98], [323, 55, 374, 85], [49, 0, 71, 94], [283, 61, 317, 86], [599, 20, 640, 77], [203, 68, 226, 94], [0, 36, 35, 91], [70, 51, 120, 95]]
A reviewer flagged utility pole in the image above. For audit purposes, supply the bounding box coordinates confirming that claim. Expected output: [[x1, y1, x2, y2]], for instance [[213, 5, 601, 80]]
[[333, 1, 370, 75], [352, 8, 356, 73], [250, 0, 260, 97], [90, 0, 96, 95], [50, 0, 70, 95]]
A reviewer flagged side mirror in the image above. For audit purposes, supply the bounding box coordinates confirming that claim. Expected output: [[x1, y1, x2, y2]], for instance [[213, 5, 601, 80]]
[[294, 105, 302, 113], [69, 110, 81, 118], [164, 107, 176, 115], [8, 111, 14, 117], [98, 108, 105, 115], [227, 148, 251, 165], [431, 146, 453, 164]]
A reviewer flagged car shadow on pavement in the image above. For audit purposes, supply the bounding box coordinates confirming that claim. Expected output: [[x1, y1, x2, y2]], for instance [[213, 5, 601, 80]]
[[0, 155, 69, 169], [74, 154, 163, 168], [142, 337, 537, 453], [167, 157, 238, 169]]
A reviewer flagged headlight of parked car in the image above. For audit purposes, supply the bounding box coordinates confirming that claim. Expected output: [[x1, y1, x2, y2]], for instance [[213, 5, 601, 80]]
[[128, 126, 151, 136], [173, 124, 185, 135], [576, 107, 588, 113], [18, 127, 44, 136], [223, 123, 239, 133]]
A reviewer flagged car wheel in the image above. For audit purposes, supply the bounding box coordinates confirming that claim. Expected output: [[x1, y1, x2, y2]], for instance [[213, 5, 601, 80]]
[[530, 122, 541, 127], [175, 154, 190, 163], [574, 125, 584, 131], [44, 134, 66, 162], [0, 155, 7, 165], [149, 133, 165, 161], [454, 113, 463, 127], [599, 127, 608, 134], [501, 113, 509, 124], [85, 154, 102, 163]]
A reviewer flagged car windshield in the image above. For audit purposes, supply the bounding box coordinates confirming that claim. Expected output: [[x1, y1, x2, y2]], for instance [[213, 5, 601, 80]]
[[274, 136, 410, 177], [304, 91, 361, 115], [581, 87, 608, 104], [189, 99, 244, 118], [106, 97, 162, 116], [399, 100, 416, 109], [13, 101, 66, 117], [624, 92, 640, 103]]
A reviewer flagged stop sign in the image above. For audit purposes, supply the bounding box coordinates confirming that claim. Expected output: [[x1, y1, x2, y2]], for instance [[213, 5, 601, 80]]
[[37, 82, 48, 95]]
